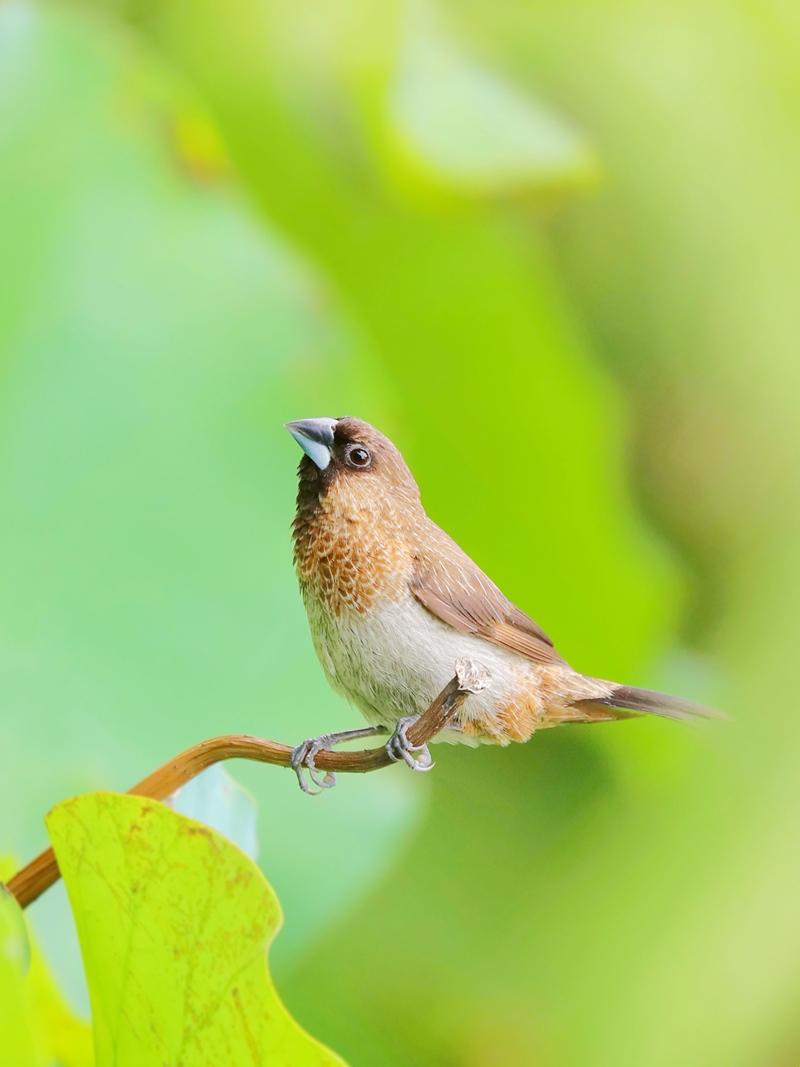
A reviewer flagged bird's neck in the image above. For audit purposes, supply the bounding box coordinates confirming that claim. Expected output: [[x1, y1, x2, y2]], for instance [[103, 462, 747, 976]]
[[292, 484, 416, 616]]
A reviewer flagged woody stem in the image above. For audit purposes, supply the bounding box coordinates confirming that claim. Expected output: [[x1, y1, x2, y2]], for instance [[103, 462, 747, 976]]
[[4, 665, 486, 910]]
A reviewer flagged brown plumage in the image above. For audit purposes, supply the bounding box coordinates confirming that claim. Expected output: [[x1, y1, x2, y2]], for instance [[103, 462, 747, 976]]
[[288, 416, 716, 749]]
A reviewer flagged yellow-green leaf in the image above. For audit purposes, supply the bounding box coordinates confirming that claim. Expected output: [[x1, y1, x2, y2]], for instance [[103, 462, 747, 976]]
[[46, 793, 347, 1067], [0, 883, 35, 1067], [0, 857, 93, 1067], [24, 928, 94, 1067]]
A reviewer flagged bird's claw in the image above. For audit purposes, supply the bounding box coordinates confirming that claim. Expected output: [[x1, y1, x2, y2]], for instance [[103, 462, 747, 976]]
[[385, 715, 435, 772], [290, 735, 337, 796]]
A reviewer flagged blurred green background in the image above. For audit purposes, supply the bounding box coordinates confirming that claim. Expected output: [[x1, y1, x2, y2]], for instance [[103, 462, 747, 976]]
[[1, 0, 799, 1063]]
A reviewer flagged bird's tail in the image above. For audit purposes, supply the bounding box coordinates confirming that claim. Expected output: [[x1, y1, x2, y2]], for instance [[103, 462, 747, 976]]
[[570, 681, 722, 724]]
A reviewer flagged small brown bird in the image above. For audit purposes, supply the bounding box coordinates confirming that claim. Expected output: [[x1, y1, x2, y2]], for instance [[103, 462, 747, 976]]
[[286, 416, 715, 793]]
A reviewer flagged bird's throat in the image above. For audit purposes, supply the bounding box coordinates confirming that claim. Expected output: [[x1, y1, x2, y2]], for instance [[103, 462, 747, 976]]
[[292, 489, 411, 617]]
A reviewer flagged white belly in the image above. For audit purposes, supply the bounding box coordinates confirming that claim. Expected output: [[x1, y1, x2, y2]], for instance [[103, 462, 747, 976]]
[[305, 597, 539, 744]]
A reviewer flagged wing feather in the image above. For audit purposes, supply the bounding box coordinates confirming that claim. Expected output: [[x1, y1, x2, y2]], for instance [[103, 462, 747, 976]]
[[409, 525, 566, 667]]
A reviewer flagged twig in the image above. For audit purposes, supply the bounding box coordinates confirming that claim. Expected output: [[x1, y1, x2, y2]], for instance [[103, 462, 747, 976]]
[[5, 659, 491, 910]]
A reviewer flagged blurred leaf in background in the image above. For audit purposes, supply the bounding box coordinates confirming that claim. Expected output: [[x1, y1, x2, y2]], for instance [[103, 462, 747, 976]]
[[167, 765, 260, 860], [387, 3, 598, 201], [0, 859, 93, 1067], [0, 874, 34, 1067]]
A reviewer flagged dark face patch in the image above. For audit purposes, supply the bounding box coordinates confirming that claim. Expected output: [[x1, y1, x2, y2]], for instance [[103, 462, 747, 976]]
[[295, 416, 419, 504]]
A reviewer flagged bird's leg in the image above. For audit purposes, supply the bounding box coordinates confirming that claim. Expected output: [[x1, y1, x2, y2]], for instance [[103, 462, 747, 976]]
[[290, 726, 388, 795], [385, 715, 435, 772]]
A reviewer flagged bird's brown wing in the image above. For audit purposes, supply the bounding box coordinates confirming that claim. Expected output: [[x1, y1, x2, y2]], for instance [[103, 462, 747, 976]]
[[409, 525, 567, 667]]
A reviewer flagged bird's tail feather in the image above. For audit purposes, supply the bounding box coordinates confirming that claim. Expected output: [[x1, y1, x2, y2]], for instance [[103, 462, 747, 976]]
[[581, 682, 722, 723]]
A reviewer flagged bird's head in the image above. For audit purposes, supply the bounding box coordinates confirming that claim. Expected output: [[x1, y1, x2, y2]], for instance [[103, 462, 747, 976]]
[[285, 416, 420, 511]]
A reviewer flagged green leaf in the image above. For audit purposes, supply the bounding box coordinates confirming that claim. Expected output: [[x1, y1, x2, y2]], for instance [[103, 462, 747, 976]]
[[388, 6, 597, 196], [0, 884, 34, 1067], [46, 792, 347, 1066], [0, 857, 93, 1067], [22, 928, 94, 1067]]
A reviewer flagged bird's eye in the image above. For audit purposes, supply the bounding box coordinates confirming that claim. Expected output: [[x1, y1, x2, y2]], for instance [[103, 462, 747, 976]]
[[346, 446, 372, 468]]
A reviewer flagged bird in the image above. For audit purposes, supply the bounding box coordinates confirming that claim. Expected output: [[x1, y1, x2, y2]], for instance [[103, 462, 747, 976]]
[[285, 416, 717, 793]]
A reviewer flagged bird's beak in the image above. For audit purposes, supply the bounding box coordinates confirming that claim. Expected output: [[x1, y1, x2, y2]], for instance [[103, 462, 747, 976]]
[[285, 417, 337, 470]]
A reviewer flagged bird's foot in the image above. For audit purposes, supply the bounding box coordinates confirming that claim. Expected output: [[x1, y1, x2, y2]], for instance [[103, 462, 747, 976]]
[[385, 715, 435, 772], [290, 735, 337, 796], [290, 725, 387, 795]]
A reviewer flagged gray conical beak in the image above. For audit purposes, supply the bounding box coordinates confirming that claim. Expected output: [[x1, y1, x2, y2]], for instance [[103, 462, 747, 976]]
[[285, 417, 337, 470]]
